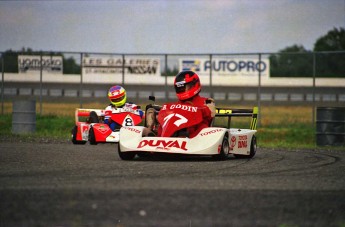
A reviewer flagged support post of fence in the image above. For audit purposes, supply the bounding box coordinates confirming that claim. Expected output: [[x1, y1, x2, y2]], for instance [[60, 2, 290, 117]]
[[1, 52, 4, 115], [257, 53, 262, 127], [209, 54, 213, 98], [80, 53, 83, 108], [39, 52, 43, 115], [312, 52, 316, 127], [165, 54, 168, 102], [122, 54, 125, 85]]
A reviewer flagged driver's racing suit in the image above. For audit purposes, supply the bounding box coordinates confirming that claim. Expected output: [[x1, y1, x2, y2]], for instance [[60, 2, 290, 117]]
[[104, 103, 144, 131], [156, 95, 215, 138]]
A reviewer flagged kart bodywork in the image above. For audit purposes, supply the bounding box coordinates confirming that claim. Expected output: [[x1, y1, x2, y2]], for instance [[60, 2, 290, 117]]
[[71, 107, 143, 145], [118, 99, 258, 160]]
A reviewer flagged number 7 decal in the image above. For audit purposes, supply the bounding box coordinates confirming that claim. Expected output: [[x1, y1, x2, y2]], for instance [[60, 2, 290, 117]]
[[163, 113, 188, 128]]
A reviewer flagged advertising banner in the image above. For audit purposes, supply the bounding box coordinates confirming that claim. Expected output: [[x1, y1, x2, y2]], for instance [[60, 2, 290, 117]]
[[179, 58, 270, 77], [82, 56, 160, 76], [18, 55, 63, 73]]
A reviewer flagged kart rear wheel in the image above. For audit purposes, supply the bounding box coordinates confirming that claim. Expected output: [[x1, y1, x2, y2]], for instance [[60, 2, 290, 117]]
[[71, 126, 87, 145], [248, 135, 257, 158], [213, 136, 229, 160], [118, 143, 136, 160], [234, 135, 257, 159], [89, 127, 98, 145]]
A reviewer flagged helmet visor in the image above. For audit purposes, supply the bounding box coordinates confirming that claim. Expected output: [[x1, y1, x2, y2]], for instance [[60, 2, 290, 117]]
[[175, 81, 195, 94], [111, 95, 125, 103]]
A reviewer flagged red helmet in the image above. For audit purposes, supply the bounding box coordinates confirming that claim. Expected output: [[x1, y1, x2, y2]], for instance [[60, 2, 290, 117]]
[[174, 71, 201, 101]]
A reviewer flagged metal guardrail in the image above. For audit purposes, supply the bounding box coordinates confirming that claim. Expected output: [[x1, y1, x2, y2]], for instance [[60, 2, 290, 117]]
[[1, 83, 344, 104]]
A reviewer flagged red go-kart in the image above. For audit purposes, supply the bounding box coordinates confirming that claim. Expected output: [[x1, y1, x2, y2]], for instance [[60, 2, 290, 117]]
[[71, 106, 143, 145]]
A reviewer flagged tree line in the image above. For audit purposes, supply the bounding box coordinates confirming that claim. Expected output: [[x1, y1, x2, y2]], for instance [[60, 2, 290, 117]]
[[1, 27, 344, 77], [269, 27, 345, 77]]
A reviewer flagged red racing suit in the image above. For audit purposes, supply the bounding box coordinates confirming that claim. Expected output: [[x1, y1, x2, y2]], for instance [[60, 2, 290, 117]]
[[157, 95, 214, 138]]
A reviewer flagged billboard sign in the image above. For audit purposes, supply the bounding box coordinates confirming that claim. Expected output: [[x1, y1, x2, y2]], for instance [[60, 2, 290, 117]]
[[179, 58, 269, 77], [18, 55, 63, 73], [82, 56, 160, 76]]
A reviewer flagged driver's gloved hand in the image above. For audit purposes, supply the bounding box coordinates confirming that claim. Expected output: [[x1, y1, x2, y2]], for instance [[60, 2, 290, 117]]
[[206, 98, 216, 117]]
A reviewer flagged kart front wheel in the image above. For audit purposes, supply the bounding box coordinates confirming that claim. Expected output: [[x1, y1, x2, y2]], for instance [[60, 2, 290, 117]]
[[89, 127, 98, 145], [118, 143, 136, 160], [213, 136, 229, 160], [71, 126, 87, 145]]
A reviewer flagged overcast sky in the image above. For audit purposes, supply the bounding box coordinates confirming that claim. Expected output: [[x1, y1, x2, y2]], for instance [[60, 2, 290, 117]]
[[0, 0, 344, 54]]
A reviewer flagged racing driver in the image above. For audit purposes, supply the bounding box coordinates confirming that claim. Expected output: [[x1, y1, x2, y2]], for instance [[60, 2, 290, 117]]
[[145, 70, 215, 138], [104, 85, 144, 131]]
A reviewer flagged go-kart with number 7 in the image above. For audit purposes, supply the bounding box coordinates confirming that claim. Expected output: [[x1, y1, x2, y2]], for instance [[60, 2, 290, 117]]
[[118, 97, 258, 160]]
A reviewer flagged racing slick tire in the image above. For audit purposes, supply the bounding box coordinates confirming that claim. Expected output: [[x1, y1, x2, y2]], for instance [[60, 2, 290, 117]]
[[89, 127, 98, 145], [213, 135, 230, 161], [118, 143, 136, 160], [234, 135, 257, 159], [71, 126, 87, 145], [137, 152, 153, 158]]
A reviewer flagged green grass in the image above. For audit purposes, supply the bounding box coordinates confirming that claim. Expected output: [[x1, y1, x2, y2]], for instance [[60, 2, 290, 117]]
[[0, 114, 74, 142], [1, 102, 344, 151], [0, 113, 321, 149], [37, 115, 75, 138], [257, 124, 315, 149]]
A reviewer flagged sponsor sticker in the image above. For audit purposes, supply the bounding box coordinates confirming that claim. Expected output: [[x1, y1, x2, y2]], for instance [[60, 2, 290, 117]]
[[123, 127, 141, 134], [137, 139, 188, 151], [238, 135, 248, 148], [230, 136, 236, 150], [200, 128, 223, 136]]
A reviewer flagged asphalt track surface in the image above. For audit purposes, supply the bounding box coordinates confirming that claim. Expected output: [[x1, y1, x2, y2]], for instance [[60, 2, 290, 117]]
[[0, 142, 344, 227]]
